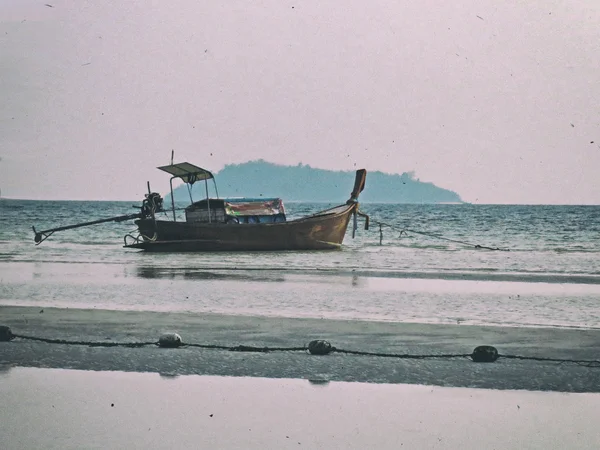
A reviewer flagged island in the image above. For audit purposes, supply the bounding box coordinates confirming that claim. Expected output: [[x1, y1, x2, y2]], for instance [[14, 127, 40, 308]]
[[172, 160, 462, 204]]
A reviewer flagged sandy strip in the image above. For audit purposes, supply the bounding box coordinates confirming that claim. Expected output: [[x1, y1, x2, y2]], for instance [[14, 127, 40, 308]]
[[1, 306, 599, 392]]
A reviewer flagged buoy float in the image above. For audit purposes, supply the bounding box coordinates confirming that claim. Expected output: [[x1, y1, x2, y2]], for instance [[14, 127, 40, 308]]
[[0, 326, 14, 342], [158, 333, 183, 348], [307, 339, 333, 355], [471, 345, 499, 362]]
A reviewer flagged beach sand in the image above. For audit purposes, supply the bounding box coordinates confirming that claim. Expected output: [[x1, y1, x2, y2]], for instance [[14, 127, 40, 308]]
[[1, 306, 599, 392]]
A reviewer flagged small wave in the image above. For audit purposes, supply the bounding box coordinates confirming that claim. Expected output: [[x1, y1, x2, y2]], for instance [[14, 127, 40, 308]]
[[4, 258, 130, 266], [552, 247, 600, 254], [499, 247, 600, 254], [358, 242, 459, 252], [459, 318, 600, 331], [59, 241, 118, 247]]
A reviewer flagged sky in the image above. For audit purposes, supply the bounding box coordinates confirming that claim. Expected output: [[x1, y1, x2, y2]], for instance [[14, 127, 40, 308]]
[[1, 0, 599, 204]]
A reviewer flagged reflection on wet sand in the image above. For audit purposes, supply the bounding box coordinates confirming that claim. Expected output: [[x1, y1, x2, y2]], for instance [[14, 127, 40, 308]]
[[135, 266, 286, 283], [1, 368, 599, 450], [159, 372, 180, 380], [2, 261, 600, 328]]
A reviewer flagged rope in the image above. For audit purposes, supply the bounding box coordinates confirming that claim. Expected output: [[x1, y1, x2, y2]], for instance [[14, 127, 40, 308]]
[[185, 343, 304, 352], [11, 334, 303, 353], [499, 354, 600, 368], [374, 220, 510, 251], [12, 334, 156, 348], [7, 333, 598, 367], [230, 345, 306, 352], [334, 348, 471, 359]]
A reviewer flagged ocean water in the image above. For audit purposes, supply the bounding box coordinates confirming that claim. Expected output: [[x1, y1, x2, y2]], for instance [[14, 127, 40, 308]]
[[1, 199, 599, 329]]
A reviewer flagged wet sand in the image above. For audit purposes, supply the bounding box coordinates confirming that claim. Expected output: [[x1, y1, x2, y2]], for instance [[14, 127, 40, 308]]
[[1, 306, 599, 392], [1, 367, 599, 450], [3, 261, 600, 328]]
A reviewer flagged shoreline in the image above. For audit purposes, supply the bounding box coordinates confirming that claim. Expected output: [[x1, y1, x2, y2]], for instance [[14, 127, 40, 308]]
[[2, 259, 600, 329], [3, 259, 600, 286], [1, 300, 599, 331], [2, 305, 599, 392]]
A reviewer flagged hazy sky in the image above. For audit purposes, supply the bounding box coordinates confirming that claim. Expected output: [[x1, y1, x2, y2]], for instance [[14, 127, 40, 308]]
[[1, 0, 599, 203]]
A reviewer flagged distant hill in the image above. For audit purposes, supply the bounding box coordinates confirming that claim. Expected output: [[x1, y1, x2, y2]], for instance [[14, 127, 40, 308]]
[[172, 160, 462, 204]]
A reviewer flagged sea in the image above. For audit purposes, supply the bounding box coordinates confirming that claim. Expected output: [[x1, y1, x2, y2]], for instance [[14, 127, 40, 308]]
[[1, 200, 599, 329]]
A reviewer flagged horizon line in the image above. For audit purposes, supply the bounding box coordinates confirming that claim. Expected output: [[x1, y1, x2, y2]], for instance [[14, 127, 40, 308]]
[[1, 197, 599, 207]]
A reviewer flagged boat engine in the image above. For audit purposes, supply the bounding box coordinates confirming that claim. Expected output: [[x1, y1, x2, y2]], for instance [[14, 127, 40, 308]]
[[141, 192, 164, 218]]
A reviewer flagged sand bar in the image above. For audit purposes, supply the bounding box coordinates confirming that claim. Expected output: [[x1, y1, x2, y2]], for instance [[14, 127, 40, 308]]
[[1, 306, 599, 392]]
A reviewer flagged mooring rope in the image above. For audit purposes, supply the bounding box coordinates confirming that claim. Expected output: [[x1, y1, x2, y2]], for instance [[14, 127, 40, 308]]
[[498, 353, 600, 368], [185, 343, 305, 352], [8, 333, 306, 353], [373, 219, 510, 251], [10, 334, 157, 348], [4, 332, 598, 367], [333, 348, 470, 359]]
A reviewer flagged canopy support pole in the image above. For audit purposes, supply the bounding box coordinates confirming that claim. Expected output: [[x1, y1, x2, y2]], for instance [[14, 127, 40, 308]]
[[213, 179, 219, 199], [205, 179, 211, 223], [170, 177, 176, 222]]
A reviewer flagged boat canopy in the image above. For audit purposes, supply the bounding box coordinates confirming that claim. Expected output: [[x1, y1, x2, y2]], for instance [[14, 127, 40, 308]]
[[157, 162, 214, 185]]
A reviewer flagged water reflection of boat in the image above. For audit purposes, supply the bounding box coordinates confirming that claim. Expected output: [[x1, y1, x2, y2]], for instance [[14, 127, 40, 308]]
[[134, 267, 286, 282], [33, 161, 368, 252]]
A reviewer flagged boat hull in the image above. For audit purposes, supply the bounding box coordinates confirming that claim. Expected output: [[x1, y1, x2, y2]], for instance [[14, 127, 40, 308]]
[[126, 203, 357, 252]]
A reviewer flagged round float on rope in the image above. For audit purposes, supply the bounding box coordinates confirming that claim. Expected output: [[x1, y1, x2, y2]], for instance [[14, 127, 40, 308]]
[[0, 326, 14, 342], [471, 345, 499, 362], [307, 340, 333, 355], [158, 333, 183, 348]]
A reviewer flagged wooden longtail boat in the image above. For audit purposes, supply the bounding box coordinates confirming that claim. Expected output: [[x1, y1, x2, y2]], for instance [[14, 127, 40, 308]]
[[32, 162, 369, 251]]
